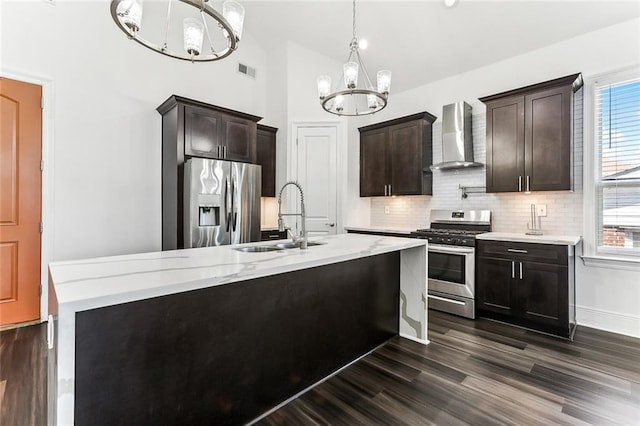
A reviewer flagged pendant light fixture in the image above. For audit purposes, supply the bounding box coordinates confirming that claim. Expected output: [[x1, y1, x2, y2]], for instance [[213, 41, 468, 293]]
[[317, 0, 391, 116], [110, 0, 245, 62]]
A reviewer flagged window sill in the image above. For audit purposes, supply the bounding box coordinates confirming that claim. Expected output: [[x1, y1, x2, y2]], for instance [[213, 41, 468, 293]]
[[580, 255, 640, 271]]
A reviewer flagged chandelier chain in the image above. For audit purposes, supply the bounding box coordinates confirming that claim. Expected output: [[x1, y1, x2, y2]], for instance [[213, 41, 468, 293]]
[[352, 0, 357, 40], [163, 0, 173, 50]]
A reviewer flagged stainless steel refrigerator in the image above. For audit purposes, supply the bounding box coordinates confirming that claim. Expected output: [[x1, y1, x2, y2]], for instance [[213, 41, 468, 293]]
[[184, 158, 261, 248]]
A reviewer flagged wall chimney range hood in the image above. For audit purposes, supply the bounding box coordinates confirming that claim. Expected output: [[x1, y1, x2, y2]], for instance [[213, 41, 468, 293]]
[[430, 101, 483, 170]]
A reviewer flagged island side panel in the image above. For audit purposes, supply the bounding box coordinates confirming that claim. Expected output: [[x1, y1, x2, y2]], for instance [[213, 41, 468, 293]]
[[400, 244, 428, 344], [72, 252, 400, 426]]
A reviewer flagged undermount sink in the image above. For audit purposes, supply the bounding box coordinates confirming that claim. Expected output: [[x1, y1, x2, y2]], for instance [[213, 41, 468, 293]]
[[273, 241, 326, 249], [233, 241, 326, 252], [233, 246, 281, 253]]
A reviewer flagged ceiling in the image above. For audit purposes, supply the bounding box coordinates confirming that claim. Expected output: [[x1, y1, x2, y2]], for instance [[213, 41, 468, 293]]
[[242, 1, 640, 94]]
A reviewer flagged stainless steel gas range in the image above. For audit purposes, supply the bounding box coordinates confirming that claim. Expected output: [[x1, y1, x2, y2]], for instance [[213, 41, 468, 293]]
[[411, 210, 491, 319]]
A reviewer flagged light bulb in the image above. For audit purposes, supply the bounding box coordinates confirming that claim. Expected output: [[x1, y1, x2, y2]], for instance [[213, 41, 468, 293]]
[[343, 62, 359, 89], [335, 95, 344, 112], [223, 1, 245, 41], [367, 94, 378, 109], [444, 0, 457, 7], [358, 39, 368, 50], [118, 0, 143, 33], [317, 76, 331, 99], [183, 18, 204, 56], [377, 70, 392, 95]]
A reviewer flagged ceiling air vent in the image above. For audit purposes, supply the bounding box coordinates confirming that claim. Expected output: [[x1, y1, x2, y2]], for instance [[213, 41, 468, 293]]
[[238, 63, 256, 79]]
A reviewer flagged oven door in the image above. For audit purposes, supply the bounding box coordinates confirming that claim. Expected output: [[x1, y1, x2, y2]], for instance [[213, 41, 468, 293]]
[[428, 244, 475, 299]]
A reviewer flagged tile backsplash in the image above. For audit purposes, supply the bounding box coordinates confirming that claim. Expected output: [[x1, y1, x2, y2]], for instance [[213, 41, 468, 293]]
[[371, 102, 584, 236]]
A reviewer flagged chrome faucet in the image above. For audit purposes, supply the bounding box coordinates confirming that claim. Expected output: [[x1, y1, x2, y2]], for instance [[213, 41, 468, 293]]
[[277, 181, 307, 249]]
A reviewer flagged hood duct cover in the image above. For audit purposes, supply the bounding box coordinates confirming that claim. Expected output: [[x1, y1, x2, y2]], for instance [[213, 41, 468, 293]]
[[430, 101, 483, 170]]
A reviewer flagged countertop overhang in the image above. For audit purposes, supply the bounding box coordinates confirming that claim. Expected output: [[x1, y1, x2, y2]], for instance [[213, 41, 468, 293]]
[[344, 226, 415, 235], [476, 232, 582, 246], [49, 234, 427, 312]]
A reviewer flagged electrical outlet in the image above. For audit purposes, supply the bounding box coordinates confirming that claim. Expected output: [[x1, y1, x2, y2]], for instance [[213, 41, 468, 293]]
[[536, 204, 547, 217], [384, 206, 390, 214]]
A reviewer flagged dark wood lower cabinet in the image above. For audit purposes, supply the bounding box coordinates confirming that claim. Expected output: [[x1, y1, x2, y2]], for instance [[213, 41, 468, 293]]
[[476, 256, 515, 317], [73, 253, 400, 425], [476, 240, 576, 339]]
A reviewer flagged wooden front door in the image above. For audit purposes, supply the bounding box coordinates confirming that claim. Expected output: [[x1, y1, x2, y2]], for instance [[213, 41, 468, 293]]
[[0, 78, 42, 326]]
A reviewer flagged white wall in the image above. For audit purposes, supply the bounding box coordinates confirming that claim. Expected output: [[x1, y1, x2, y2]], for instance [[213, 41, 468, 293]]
[[263, 41, 371, 231], [360, 17, 640, 337], [2, 0, 268, 261]]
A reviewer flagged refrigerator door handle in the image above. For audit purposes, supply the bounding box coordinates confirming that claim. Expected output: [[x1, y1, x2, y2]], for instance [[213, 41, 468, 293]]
[[225, 178, 231, 232], [231, 175, 238, 232]]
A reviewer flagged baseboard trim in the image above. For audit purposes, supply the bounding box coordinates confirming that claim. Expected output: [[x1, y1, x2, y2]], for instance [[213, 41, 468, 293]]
[[400, 332, 430, 346], [577, 305, 640, 338]]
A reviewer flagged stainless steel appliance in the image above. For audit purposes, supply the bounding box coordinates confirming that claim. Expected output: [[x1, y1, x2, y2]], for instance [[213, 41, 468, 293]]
[[411, 210, 491, 319], [430, 102, 483, 170], [184, 158, 261, 247]]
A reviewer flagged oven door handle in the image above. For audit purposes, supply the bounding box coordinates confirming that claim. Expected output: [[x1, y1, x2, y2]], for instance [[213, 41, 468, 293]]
[[428, 245, 475, 254], [428, 294, 467, 306]]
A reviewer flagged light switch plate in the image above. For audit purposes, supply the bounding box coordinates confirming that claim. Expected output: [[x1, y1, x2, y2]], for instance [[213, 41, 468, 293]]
[[536, 204, 547, 217], [384, 206, 390, 214]]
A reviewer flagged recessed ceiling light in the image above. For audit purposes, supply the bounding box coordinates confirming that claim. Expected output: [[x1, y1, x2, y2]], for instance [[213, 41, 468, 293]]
[[359, 39, 368, 50], [444, 0, 457, 7]]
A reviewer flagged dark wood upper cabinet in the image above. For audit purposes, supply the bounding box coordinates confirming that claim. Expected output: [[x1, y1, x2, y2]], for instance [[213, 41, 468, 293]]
[[359, 112, 436, 197], [158, 95, 261, 163], [156, 95, 262, 250], [256, 124, 277, 197], [360, 127, 388, 197], [480, 73, 582, 193], [221, 112, 257, 163], [184, 104, 221, 158]]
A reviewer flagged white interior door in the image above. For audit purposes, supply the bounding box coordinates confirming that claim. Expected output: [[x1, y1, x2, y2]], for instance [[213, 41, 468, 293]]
[[295, 126, 338, 236]]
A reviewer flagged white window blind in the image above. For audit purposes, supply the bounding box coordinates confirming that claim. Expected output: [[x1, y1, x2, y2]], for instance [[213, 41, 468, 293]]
[[595, 76, 640, 255]]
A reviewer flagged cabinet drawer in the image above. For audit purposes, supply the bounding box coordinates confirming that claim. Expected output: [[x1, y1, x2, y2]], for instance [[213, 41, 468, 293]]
[[477, 240, 568, 265], [261, 229, 287, 241]]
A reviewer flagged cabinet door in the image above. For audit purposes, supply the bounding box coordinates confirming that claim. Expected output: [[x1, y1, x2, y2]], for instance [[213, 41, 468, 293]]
[[476, 257, 515, 316], [360, 128, 388, 197], [256, 127, 276, 197], [388, 120, 423, 195], [184, 105, 221, 158], [485, 96, 525, 192], [221, 114, 256, 163], [518, 261, 568, 330], [525, 86, 572, 191]]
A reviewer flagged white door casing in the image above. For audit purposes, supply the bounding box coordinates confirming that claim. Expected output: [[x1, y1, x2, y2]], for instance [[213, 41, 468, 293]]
[[292, 125, 338, 236]]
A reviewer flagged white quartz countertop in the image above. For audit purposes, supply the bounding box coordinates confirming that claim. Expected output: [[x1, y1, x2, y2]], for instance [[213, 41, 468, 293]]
[[344, 225, 415, 235], [476, 232, 582, 246], [49, 234, 426, 312]]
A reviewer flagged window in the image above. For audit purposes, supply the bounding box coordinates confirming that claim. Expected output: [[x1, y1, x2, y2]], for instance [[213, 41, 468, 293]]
[[593, 74, 640, 257]]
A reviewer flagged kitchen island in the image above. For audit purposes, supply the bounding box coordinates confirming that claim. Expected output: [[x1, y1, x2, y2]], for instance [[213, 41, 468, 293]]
[[47, 234, 428, 425]]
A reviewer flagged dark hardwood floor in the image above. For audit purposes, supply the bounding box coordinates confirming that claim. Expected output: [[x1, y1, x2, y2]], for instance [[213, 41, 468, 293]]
[[0, 323, 46, 426], [259, 311, 640, 425], [1, 311, 639, 425]]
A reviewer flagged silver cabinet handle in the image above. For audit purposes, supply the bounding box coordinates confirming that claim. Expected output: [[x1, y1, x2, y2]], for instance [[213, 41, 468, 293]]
[[511, 261, 515, 279], [326, 223, 335, 227], [389, 184, 392, 195], [507, 248, 528, 253], [519, 262, 523, 280], [518, 176, 522, 192], [526, 175, 531, 192]]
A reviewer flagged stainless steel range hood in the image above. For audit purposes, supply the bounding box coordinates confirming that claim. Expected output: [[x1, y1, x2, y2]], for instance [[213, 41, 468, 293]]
[[430, 102, 483, 170]]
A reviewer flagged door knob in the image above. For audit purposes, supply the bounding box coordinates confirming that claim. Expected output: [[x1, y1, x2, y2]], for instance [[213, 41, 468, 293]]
[[326, 223, 335, 227]]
